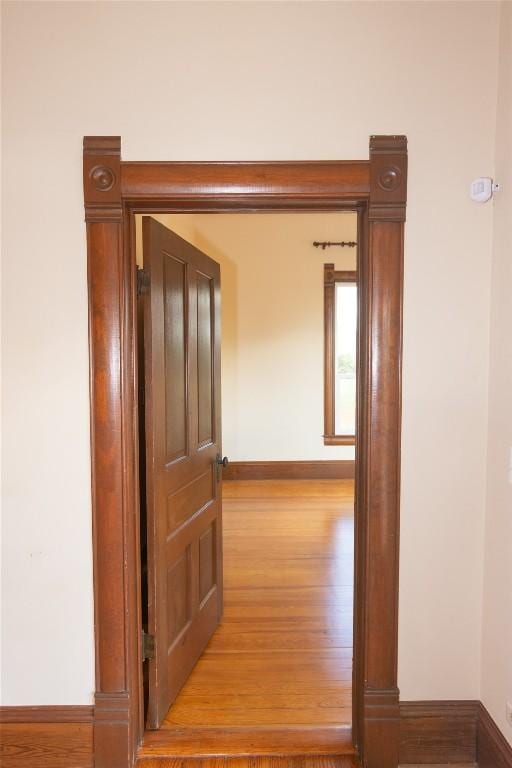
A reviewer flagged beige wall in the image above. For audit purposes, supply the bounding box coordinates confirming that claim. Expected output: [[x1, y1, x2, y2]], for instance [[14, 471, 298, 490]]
[[1, 1, 501, 705], [136, 213, 357, 462], [481, 1, 512, 745]]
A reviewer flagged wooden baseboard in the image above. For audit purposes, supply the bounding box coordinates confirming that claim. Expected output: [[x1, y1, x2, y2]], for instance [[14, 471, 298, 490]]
[[399, 699, 512, 766], [0, 705, 94, 768], [0, 705, 94, 723], [223, 460, 355, 481], [478, 702, 512, 768], [363, 687, 400, 768], [399, 700, 479, 764], [0, 692, 508, 768]]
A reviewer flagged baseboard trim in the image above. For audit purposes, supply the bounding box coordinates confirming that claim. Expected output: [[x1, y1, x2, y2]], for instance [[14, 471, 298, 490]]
[[223, 460, 355, 481], [0, 691, 509, 768], [0, 704, 94, 723], [399, 700, 479, 764], [0, 705, 94, 767], [478, 702, 512, 768], [363, 687, 400, 768]]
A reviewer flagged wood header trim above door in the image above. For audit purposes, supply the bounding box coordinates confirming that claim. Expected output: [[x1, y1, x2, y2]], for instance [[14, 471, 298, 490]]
[[121, 160, 370, 207], [83, 135, 407, 768]]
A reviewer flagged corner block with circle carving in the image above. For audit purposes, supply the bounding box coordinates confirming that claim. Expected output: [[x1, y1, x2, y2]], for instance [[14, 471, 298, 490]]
[[369, 136, 408, 221], [83, 136, 122, 216], [378, 165, 402, 192], [89, 164, 117, 192]]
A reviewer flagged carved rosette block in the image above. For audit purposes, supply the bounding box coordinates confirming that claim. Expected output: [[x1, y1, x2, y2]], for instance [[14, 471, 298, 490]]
[[323, 263, 335, 286], [83, 136, 122, 221], [369, 135, 408, 221]]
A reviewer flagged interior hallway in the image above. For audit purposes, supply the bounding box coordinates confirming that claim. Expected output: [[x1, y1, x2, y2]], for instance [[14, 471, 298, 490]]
[[140, 478, 354, 758]]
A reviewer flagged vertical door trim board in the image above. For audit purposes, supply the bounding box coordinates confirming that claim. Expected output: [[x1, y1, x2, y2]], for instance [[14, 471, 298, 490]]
[[83, 136, 408, 768]]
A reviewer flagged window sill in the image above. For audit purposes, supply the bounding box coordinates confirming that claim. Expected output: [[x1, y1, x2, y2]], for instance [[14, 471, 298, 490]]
[[323, 435, 356, 446]]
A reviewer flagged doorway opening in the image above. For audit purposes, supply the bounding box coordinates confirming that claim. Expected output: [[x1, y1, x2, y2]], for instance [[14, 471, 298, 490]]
[[135, 211, 358, 757], [83, 136, 407, 768]]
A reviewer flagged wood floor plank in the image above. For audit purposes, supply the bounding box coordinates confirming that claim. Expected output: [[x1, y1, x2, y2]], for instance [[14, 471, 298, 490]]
[[223, 563, 353, 588], [140, 725, 354, 756], [222, 479, 354, 499], [188, 648, 352, 668], [224, 587, 353, 611], [165, 707, 352, 727], [205, 629, 352, 651], [136, 757, 359, 767], [179, 652, 352, 689], [168, 694, 352, 711], [136, 758, 359, 767], [141, 479, 354, 757]]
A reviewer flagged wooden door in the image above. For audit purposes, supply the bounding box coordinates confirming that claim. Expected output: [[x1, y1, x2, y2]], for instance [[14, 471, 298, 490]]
[[142, 216, 223, 729]]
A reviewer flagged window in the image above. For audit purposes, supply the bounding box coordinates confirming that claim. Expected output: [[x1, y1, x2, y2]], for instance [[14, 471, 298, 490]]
[[324, 263, 357, 445]]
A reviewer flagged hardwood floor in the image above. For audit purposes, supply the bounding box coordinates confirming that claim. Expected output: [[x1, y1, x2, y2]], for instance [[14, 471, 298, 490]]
[[136, 758, 360, 768], [135, 759, 477, 768], [139, 479, 354, 760], [135, 761, 476, 768]]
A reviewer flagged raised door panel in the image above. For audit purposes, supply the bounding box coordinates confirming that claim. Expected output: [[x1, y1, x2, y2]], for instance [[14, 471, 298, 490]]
[[142, 217, 223, 729], [163, 256, 188, 462], [196, 273, 214, 448]]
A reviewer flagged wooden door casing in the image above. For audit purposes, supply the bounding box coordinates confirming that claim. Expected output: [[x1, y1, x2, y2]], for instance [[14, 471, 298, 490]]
[[83, 137, 407, 768], [142, 218, 222, 728]]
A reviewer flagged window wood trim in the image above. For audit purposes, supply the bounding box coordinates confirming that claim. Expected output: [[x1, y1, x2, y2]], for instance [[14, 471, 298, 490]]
[[324, 264, 357, 446]]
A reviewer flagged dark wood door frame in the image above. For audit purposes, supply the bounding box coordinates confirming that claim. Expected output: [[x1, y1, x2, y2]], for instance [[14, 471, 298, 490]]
[[83, 135, 407, 768]]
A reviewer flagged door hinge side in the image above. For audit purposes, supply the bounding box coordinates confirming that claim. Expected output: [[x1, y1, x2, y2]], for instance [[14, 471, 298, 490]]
[[142, 631, 155, 661], [137, 267, 150, 297]]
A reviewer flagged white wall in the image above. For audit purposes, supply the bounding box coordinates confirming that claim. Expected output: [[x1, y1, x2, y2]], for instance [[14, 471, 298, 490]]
[[481, 1, 512, 745], [136, 213, 357, 463], [1, 1, 500, 705]]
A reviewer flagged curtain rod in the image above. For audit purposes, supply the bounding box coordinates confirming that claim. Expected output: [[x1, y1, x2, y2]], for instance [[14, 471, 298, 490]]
[[313, 241, 357, 250]]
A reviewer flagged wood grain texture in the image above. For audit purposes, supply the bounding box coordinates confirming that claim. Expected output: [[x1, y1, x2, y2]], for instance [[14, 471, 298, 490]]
[[136, 757, 360, 768], [84, 136, 142, 768], [138, 479, 353, 757], [477, 703, 512, 768], [121, 162, 370, 209], [140, 726, 353, 758], [223, 462, 355, 481], [164, 480, 353, 729], [0, 706, 94, 724], [0, 722, 93, 768], [142, 218, 223, 728], [85, 136, 406, 768], [352, 136, 407, 768], [399, 701, 478, 765]]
